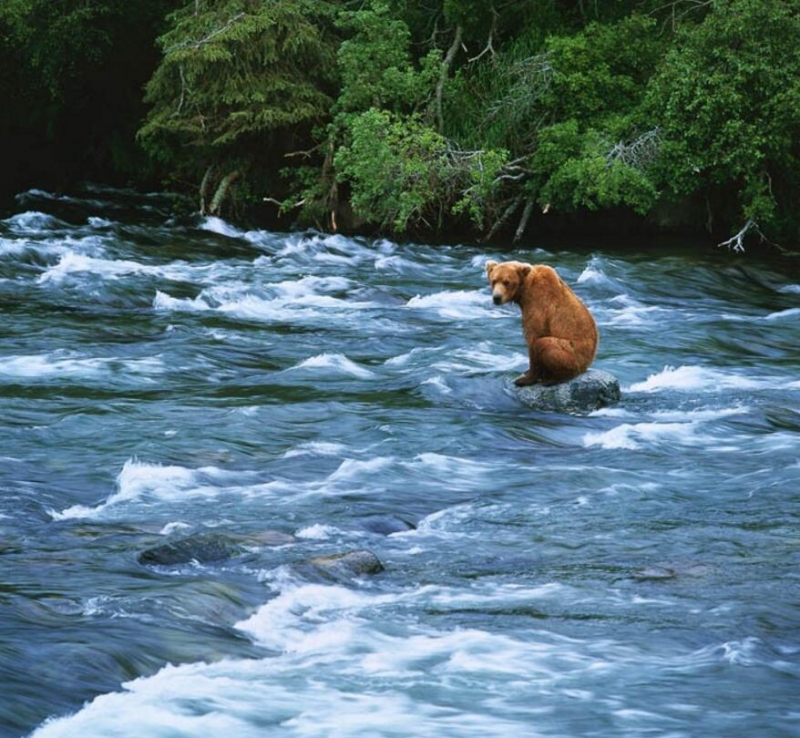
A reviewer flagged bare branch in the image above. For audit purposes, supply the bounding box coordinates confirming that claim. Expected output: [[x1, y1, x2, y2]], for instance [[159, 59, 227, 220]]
[[175, 65, 188, 117], [467, 9, 498, 63], [717, 219, 764, 253], [436, 25, 463, 133], [606, 127, 661, 171], [649, 0, 714, 31], [283, 142, 325, 160], [167, 12, 246, 53], [487, 52, 553, 123], [262, 197, 307, 210]]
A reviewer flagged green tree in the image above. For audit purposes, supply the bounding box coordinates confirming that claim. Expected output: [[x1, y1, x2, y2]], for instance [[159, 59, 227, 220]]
[[0, 0, 177, 199], [440, 12, 664, 239], [647, 0, 800, 248], [291, 0, 510, 235], [527, 15, 663, 216], [138, 0, 338, 215]]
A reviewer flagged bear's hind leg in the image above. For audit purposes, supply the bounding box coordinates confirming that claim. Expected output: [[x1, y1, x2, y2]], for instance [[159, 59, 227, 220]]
[[531, 337, 587, 384]]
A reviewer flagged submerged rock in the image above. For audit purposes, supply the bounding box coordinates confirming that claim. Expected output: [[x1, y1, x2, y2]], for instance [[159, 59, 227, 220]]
[[359, 515, 416, 536], [138, 533, 245, 566], [137, 529, 296, 567], [515, 369, 620, 413], [633, 562, 713, 581], [304, 549, 384, 580]]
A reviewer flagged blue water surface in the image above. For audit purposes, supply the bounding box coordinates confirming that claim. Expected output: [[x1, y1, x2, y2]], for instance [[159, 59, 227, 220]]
[[1, 188, 799, 738]]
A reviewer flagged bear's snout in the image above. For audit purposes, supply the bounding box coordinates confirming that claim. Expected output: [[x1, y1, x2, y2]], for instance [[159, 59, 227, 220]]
[[492, 293, 503, 305]]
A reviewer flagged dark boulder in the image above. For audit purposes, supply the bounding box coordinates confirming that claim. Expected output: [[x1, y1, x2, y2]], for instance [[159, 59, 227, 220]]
[[137, 529, 296, 567], [359, 515, 416, 536], [515, 369, 620, 413], [138, 533, 245, 566], [303, 549, 384, 581]]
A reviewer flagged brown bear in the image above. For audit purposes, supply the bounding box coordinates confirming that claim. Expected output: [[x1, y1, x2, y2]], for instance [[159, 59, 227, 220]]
[[485, 260, 598, 386]]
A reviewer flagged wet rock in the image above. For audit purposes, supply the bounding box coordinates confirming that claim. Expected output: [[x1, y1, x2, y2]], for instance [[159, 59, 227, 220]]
[[515, 369, 620, 413], [138, 533, 246, 566], [359, 515, 416, 536], [249, 530, 298, 547], [137, 529, 298, 567], [633, 562, 713, 581], [304, 549, 384, 580]]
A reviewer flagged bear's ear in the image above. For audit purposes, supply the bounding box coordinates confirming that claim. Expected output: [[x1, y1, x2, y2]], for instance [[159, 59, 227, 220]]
[[516, 264, 532, 278], [485, 260, 498, 276]]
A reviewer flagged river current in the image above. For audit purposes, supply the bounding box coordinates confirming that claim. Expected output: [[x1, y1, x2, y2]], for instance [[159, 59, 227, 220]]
[[1, 187, 799, 737]]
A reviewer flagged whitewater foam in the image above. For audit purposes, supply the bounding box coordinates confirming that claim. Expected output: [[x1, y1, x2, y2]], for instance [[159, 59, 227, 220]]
[[283, 442, 350, 459], [295, 524, 342, 540], [49, 459, 253, 521], [583, 421, 703, 450], [406, 290, 492, 320], [628, 365, 770, 393], [597, 295, 670, 327], [0, 352, 163, 383], [154, 277, 379, 326], [199, 216, 246, 239], [39, 252, 160, 284], [289, 353, 376, 380], [3, 210, 66, 232], [765, 307, 800, 321]]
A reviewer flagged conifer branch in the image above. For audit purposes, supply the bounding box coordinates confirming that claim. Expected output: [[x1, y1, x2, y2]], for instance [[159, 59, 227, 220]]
[[167, 12, 245, 53]]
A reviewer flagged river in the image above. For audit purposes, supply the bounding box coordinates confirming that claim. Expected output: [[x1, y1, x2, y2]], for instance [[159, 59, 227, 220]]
[[1, 186, 799, 737]]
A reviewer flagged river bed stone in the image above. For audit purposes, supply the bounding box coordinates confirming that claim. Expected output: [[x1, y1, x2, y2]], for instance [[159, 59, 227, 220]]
[[303, 550, 385, 580], [137, 530, 295, 566], [514, 369, 621, 413]]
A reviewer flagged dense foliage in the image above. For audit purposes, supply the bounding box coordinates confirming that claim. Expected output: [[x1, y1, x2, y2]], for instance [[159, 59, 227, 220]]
[[1, 0, 798, 249], [0, 0, 180, 197]]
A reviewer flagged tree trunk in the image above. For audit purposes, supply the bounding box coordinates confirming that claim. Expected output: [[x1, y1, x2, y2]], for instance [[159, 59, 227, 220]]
[[485, 195, 523, 242], [209, 170, 241, 216], [199, 164, 216, 216], [513, 198, 535, 243], [436, 25, 463, 134]]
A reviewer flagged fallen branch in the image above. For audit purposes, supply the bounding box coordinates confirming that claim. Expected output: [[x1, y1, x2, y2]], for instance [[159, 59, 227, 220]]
[[514, 199, 535, 243], [262, 197, 306, 210], [484, 194, 523, 242], [717, 219, 763, 253]]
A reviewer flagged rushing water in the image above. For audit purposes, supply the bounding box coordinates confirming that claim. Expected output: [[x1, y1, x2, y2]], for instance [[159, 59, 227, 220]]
[[2, 187, 799, 738]]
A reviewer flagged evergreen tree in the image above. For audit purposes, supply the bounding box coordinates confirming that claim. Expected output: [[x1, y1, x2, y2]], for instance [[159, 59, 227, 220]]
[[0, 0, 177, 200], [4, 0, 798, 247], [138, 0, 339, 215]]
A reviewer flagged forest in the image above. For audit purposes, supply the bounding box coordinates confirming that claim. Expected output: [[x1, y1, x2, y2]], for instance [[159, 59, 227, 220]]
[[1, 0, 798, 250]]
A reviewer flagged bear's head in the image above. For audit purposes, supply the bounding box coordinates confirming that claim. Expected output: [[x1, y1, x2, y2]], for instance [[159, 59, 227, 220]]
[[485, 260, 532, 305]]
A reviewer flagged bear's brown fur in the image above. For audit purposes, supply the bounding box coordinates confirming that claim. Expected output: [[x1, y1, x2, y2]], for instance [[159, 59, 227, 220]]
[[486, 260, 598, 386]]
